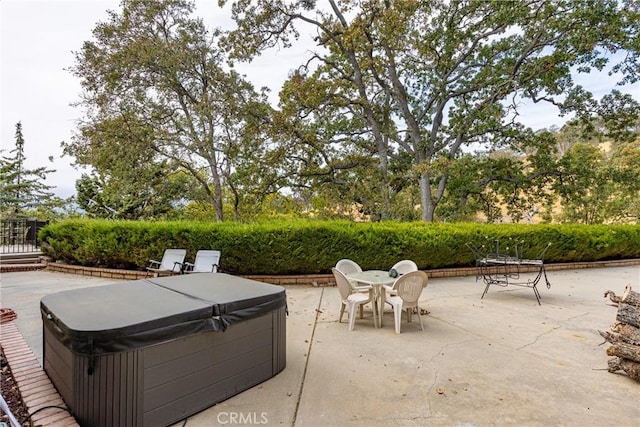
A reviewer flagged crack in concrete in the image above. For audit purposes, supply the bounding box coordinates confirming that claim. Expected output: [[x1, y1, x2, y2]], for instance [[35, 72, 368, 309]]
[[516, 324, 561, 350], [516, 312, 590, 350], [558, 311, 591, 325]]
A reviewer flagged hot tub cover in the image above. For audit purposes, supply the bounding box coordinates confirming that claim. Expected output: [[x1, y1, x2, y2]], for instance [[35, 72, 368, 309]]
[[40, 273, 286, 356]]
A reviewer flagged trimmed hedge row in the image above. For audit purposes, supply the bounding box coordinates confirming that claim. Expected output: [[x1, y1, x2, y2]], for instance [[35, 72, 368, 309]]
[[39, 220, 640, 275]]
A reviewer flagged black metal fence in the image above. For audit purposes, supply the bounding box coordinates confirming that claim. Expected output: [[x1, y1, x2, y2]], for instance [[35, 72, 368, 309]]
[[0, 219, 48, 254]]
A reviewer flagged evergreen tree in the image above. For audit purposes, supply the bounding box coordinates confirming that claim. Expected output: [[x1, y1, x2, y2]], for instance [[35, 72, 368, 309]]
[[0, 122, 58, 217]]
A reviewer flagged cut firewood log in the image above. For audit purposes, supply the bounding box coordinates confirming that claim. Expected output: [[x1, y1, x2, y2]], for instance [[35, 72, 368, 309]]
[[603, 286, 640, 382], [606, 342, 640, 363], [621, 285, 640, 308], [607, 357, 640, 381], [600, 327, 640, 346], [604, 290, 624, 304], [611, 323, 640, 346], [616, 303, 640, 329], [605, 285, 640, 307]]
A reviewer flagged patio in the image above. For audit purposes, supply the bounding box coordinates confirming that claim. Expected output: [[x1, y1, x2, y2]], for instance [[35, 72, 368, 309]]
[[1, 266, 639, 426]]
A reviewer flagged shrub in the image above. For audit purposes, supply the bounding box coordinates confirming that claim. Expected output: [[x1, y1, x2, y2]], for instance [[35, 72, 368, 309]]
[[39, 220, 640, 275]]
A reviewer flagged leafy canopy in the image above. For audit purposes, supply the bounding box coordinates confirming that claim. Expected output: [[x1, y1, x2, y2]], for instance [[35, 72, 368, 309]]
[[221, 0, 640, 221]]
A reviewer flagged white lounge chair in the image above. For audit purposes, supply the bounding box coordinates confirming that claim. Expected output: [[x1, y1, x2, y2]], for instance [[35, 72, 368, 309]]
[[146, 249, 186, 277], [184, 250, 221, 273]]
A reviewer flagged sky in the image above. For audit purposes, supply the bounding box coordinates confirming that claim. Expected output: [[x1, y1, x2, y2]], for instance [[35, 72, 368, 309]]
[[1, 0, 638, 199]]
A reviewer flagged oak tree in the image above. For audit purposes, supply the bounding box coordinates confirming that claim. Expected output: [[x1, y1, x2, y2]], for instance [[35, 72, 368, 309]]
[[66, 0, 272, 220], [221, 0, 640, 221]]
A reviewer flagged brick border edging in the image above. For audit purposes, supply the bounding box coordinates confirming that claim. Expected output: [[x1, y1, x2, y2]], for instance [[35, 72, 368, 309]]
[[46, 262, 153, 280], [0, 263, 47, 273], [0, 321, 80, 427], [43, 258, 640, 286]]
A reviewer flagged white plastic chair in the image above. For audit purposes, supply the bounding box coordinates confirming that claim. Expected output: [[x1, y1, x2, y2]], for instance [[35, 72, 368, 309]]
[[391, 259, 418, 275], [332, 268, 377, 331], [184, 250, 221, 273], [146, 249, 186, 276], [335, 259, 371, 292], [384, 259, 419, 301], [384, 270, 428, 334], [335, 258, 362, 276]]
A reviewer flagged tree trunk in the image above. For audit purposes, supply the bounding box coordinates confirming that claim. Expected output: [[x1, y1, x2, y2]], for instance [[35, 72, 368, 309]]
[[420, 173, 435, 222]]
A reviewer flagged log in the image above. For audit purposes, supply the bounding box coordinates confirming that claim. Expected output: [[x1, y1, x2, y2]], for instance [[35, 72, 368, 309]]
[[600, 324, 640, 346], [606, 285, 640, 307], [611, 322, 640, 346], [616, 303, 640, 329], [604, 290, 624, 304], [621, 285, 640, 308], [607, 357, 640, 381], [603, 286, 640, 382], [606, 342, 640, 363]]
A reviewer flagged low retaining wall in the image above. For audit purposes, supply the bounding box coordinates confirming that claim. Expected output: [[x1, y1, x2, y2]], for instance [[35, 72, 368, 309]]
[[42, 258, 640, 286], [46, 262, 152, 280]]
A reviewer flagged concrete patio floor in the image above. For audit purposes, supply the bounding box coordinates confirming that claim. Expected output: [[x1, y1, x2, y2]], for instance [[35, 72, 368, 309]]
[[1, 266, 639, 426]]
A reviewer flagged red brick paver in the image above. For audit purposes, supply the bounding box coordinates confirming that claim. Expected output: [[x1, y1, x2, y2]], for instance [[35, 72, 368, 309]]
[[0, 321, 79, 426]]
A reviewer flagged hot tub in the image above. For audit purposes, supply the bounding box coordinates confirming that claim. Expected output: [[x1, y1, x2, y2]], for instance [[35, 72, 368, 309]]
[[41, 273, 287, 427]]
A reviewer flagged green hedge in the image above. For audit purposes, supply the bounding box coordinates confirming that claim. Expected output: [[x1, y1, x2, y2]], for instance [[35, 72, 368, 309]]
[[39, 220, 640, 275]]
